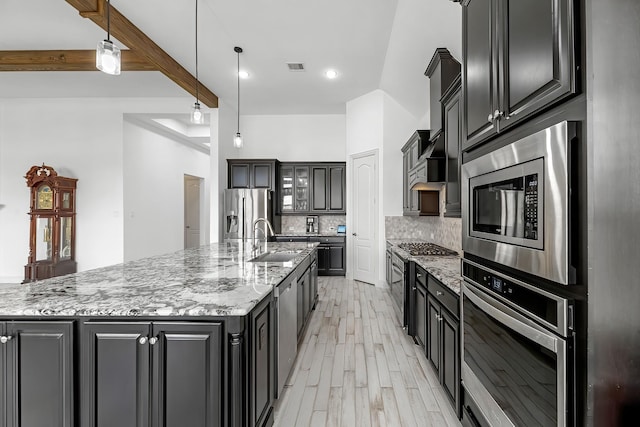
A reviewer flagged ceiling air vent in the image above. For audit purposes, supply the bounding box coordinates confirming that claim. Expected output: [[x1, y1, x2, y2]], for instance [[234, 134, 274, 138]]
[[286, 62, 305, 72]]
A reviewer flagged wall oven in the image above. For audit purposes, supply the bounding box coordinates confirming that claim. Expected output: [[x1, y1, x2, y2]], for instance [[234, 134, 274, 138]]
[[462, 121, 577, 285], [461, 259, 574, 427]]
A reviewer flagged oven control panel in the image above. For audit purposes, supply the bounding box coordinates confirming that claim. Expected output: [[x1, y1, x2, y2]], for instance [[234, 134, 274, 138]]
[[524, 173, 539, 240]]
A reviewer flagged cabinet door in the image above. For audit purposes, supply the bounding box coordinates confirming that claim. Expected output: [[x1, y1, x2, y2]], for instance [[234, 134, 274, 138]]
[[414, 284, 427, 351], [250, 302, 272, 427], [294, 167, 310, 212], [229, 163, 251, 189], [82, 322, 151, 427], [311, 259, 318, 308], [402, 152, 409, 211], [463, 0, 498, 150], [427, 296, 440, 372], [444, 85, 462, 218], [280, 166, 294, 212], [440, 309, 460, 416], [5, 321, 74, 427], [498, 0, 575, 131], [303, 269, 311, 321], [297, 275, 305, 337], [328, 245, 345, 274], [151, 322, 223, 427], [252, 163, 273, 189], [311, 166, 328, 211], [316, 246, 329, 274], [328, 165, 345, 212]]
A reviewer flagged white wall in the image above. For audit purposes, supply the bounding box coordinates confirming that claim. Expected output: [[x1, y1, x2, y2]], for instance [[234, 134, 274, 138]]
[[0, 97, 198, 282], [123, 120, 210, 262], [231, 114, 346, 161]]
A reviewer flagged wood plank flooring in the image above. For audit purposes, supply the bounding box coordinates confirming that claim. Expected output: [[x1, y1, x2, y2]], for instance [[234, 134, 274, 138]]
[[274, 276, 462, 427]]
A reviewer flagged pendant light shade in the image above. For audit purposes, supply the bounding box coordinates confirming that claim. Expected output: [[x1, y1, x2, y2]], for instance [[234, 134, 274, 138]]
[[96, 0, 120, 75], [234, 46, 243, 148], [190, 0, 204, 124]]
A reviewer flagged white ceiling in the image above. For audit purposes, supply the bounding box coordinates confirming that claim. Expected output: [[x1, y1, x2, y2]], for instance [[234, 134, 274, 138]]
[[0, 0, 461, 118]]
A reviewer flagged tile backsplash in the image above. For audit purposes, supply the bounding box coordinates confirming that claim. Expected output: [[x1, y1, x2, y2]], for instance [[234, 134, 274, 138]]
[[282, 215, 346, 234], [385, 215, 462, 254]]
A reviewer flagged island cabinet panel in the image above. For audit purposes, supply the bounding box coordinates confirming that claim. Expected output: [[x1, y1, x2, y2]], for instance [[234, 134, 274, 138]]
[[1, 321, 74, 427], [251, 300, 273, 427], [81, 321, 223, 427]]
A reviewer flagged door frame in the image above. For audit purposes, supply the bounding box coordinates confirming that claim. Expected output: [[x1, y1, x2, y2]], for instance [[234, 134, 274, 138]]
[[348, 149, 379, 285]]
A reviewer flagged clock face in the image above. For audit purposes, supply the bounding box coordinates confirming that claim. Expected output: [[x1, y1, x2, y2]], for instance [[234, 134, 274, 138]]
[[36, 185, 53, 210]]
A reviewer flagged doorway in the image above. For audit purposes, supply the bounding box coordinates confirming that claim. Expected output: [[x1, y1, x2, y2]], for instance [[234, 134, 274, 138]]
[[184, 174, 203, 248], [350, 150, 379, 285]]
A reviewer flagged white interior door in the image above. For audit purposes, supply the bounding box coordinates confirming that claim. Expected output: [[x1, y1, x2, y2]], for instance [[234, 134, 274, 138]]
[[184, 175, 202, 248], [352, 151, 378, 285]]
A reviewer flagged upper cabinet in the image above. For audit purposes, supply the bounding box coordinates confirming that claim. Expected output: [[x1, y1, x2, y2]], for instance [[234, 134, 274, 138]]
[[279, 162, 346, 214], [425, 49, 461, 143], [442, 76, 462, 218], [227, 159, 278, 190], [462, 0, 577, 151]]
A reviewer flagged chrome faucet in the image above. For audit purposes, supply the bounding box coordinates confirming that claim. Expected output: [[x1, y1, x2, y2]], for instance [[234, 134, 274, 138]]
[[252, 218, 275, 255]]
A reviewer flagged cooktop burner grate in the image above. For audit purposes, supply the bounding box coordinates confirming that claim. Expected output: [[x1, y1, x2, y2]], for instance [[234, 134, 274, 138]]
[[397, 242, 457, 256]]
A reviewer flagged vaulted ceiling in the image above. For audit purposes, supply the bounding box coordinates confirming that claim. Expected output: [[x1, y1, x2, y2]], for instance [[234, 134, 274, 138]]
[[0, 0, 461, 117]]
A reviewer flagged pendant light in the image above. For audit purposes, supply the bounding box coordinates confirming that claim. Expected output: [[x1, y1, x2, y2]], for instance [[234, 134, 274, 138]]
[[233, 46, 243, 148], [190, 0, 204, 124], [96, 0, 121, 75]]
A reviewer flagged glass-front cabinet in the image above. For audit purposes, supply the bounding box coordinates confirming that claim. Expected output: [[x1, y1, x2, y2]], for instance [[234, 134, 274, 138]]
[[24, 164, 78, 282], [279, 165, 311, 213]]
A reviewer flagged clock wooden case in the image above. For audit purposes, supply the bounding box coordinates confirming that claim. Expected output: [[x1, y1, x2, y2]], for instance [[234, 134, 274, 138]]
[[24, 164, 78, 283]]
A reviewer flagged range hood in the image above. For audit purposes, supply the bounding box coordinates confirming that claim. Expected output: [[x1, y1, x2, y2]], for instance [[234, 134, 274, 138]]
[[410, 133, 445, 191]]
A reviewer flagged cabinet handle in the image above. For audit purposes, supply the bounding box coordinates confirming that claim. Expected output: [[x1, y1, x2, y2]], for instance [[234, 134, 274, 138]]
[[412, 287, 417, 291], [0, 335, 12, 344], [138, 336, 148, 345], [417, 273, 422, 278], [148, 337, 158, 345], [436, 291, 444, 296], [487, 112, 494, 123], [494, 109, 504, 119]]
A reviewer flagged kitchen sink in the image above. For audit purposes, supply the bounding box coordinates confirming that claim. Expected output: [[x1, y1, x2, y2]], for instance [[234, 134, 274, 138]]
[[249, 251, 300, 263]]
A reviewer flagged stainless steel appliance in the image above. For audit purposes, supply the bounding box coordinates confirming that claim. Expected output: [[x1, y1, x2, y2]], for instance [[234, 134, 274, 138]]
[[275, 275, 297, 398], [305, 215, 319, 234], [461, 259, 574, 427], [462, 121, 577, 285], [224, 189, 274, 241]]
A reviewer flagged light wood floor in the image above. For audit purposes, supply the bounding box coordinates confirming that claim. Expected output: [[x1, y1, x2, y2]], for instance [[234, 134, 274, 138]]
[[273, 276, 462, 427]]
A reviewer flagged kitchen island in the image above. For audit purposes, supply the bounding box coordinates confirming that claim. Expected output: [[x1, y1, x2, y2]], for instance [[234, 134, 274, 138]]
[[0, 241, 318, 427]]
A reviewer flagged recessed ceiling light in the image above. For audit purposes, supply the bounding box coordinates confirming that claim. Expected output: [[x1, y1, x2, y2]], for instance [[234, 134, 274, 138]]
[[325, 69, 338, 79], [238, 70, 249, 79]]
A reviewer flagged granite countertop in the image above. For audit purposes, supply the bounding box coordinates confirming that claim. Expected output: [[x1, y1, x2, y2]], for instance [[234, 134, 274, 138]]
[[387, 239, 463, 295], [0, 242, 318, 317]]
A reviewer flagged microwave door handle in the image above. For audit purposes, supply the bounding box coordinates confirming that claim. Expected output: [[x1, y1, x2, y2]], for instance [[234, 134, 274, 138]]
[[463, 283, 558, 353]]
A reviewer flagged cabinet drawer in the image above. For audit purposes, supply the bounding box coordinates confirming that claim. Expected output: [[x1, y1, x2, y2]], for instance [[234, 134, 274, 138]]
[[273, 236, 309, 243], [428, 275, 458, 317], [308, 236, 345, 244], [415, 265, 427, 288]]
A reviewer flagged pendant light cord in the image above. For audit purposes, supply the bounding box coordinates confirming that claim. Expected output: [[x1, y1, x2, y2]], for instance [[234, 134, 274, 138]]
[[236, 50, 240, 133], [106, 0, 111, 41], [195, 0, 199, 104]]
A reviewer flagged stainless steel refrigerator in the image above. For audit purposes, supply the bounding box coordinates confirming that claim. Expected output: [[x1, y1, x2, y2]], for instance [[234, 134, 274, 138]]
[[223, 189, 279, 241]]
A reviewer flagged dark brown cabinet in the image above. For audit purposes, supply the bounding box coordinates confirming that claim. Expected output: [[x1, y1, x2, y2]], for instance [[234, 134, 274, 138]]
[[310, 236, 346, 276], [425, 49, 461, 142], [0, 321, 74, 427], [228, 159, 278, 190], [311, 165, 345, 212], [414, 267, 428, 351], [401, 131, 430, 216], [442, 75, 462, 217], [280, 162, 346, 214], [81, 321, 223, 427], [462, 0, 577, 150]]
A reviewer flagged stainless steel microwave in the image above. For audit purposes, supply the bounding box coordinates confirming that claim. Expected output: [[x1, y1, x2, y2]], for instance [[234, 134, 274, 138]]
[[462, 121, 577, 285]]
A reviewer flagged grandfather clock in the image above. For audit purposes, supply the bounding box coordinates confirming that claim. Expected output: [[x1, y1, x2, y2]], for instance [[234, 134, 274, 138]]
[[24, 164, 77, 282]]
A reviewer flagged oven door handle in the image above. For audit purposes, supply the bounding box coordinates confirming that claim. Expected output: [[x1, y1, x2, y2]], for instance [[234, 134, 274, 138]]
[[464, 282, 558, 353]]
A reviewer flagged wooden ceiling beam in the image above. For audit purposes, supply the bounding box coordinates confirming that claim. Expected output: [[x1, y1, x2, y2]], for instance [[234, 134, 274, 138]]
[[65, 0, 218, 107], [0, 50, 155, 71]]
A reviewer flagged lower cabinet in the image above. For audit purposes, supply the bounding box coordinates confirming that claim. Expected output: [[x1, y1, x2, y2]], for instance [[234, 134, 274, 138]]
[[411, 264, 461, 418], [310, 236, 346, 276], [0, 321, 74, 427], [297, 265, 312, 340], [81, 321, 223, 427]]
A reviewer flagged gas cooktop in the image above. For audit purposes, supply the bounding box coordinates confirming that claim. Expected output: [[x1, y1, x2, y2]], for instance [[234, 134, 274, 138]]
[[397, 242, 458, 256]]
